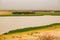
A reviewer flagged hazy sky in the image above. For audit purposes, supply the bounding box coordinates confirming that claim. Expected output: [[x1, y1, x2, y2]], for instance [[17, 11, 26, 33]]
[[0, 0, 60, 10]]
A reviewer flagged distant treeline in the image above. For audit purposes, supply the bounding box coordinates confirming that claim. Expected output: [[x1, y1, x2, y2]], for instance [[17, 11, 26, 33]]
[[12, 10, 60, 14], [34, 10, 60, 12], [13, 11, 35, 14]]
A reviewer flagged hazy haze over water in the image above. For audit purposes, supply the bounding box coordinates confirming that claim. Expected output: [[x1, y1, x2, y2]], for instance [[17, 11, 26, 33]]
[[0, 0, 60, 10]]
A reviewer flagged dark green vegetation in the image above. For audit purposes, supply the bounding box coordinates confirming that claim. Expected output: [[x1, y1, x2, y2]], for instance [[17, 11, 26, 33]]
[[13, 12, 35, 14], [4, 23, 60, 34], [12, 12, 60, 16]]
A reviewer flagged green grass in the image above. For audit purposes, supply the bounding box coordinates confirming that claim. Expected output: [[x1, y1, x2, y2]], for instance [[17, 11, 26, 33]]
[[4, 23, 60, 34], [0, 12, 60, 16]]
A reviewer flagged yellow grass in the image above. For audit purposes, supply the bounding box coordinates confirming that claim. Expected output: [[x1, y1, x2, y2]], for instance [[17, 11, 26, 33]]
[[0, 11, 12, 15]]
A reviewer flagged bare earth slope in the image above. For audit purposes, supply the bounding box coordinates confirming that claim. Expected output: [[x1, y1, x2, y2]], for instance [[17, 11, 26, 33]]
[[0, 23, 60, 40]]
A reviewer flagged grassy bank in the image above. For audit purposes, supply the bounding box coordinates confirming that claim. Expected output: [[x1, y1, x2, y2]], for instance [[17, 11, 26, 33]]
[[0, 11, 60, 16], [4, 23, 60, 34]]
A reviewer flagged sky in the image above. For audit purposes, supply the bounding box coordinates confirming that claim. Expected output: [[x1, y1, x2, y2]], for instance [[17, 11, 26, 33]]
[[0, 0, 60, 10]]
